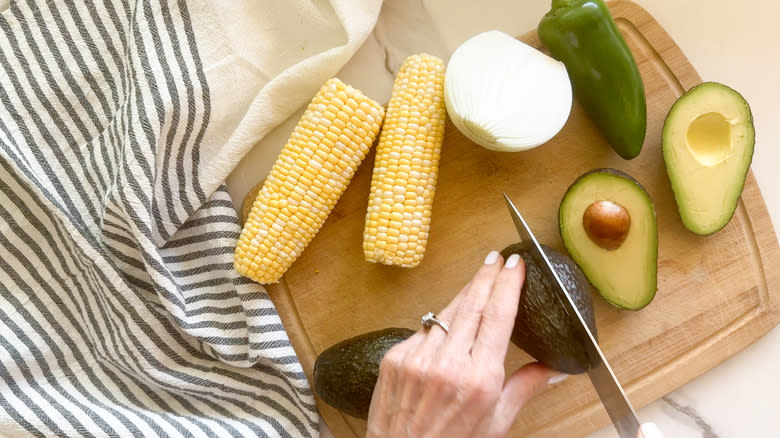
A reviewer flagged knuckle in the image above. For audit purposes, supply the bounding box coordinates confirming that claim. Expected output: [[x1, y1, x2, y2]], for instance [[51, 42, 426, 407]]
[[385, 344, 406, 365], [465, 368, 502, 406], [456, 294, 481, 317], [490, 364, 507, 385], [486, 366, 506, 388], [469, 382, 498, 407], [430, 370, 454, 390], [426, 356, 461, 395], [480, 305, 509, 325], [379, 345, 405, 373], [399, 354, 427, 381], [427, 358, 453, 383]]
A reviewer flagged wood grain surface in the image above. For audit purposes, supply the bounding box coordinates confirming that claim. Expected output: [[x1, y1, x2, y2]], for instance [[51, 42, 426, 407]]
[[265, 1, 780, 436]]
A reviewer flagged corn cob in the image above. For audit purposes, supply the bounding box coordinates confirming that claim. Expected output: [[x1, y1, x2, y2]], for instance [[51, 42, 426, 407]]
[[363, 54, 446, 268], [235, 78, 385, 284]]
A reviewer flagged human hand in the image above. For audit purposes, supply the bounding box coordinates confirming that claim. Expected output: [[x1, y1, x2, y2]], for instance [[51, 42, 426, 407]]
[[366, 251, 564, 438]]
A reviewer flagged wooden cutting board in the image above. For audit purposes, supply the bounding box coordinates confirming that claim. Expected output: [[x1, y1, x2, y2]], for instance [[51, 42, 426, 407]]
[[266, 1, 780, 436]]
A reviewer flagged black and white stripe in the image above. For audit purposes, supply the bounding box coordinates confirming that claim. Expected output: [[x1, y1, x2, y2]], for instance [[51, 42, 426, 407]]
[[0, 0, 317, 436]]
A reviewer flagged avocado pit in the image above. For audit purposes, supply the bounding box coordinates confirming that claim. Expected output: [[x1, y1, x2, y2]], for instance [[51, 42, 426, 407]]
[[582, 200, 631, 250]]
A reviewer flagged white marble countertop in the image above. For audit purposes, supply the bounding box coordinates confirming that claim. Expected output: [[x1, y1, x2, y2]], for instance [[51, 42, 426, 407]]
[[228, 1, 780, 436]]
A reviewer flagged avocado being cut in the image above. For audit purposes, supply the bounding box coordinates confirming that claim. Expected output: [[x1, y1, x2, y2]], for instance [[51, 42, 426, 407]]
[[313, 327, 414, 419], [663, 82, 755, 235], [559, 168, 657, 310], [500, 242, 597, 375]]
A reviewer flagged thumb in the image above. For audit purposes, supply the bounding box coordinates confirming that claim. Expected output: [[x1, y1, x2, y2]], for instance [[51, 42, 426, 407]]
[[486, 362, 561, 436]]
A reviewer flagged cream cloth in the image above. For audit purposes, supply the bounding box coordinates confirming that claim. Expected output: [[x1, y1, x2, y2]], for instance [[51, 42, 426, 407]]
[[191, 0, 383, 195]]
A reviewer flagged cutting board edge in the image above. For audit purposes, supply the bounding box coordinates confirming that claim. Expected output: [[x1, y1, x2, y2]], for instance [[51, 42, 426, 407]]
[[266, 279, 361, 437], [742, 171, 780, 319]]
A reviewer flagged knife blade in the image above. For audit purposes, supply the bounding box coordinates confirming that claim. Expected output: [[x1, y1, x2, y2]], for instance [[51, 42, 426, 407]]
[[503, 193, 641, 438]]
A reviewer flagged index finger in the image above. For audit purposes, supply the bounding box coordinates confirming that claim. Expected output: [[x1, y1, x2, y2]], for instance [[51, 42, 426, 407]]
[[471, 253, 525, 362]]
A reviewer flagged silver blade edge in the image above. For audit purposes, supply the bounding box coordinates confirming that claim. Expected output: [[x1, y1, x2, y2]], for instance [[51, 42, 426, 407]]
[[502, 193, 640, 438]]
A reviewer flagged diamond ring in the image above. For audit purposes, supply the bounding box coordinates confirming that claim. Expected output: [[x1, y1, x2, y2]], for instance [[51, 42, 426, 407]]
[[421, 312, 449, 334]]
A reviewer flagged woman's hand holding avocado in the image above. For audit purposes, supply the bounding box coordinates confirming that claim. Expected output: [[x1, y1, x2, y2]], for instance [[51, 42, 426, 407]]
[[365, 250, 664, 438], [366, 251, 560, 438]]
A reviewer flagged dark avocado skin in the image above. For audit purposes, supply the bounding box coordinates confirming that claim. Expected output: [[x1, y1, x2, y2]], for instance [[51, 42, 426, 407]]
[[501, 242, 597, 374], [314, 327, 415, 419]]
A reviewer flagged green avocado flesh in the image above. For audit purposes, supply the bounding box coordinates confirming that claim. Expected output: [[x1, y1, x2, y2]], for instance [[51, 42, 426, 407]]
[[313, 328, 414, 419], [662, 82, 755, 235], [559, 168, 657, 310], [500, 242, 597, 375]]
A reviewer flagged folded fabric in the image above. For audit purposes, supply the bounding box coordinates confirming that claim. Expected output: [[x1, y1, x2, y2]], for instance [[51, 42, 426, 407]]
[[0, 0, 381, 436]]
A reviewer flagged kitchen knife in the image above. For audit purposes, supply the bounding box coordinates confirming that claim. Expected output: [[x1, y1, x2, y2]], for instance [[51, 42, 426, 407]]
[[503, 193, 641, 438]]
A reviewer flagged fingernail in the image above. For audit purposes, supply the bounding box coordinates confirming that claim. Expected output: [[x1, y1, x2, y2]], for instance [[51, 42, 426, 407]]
[[547, 373, 568, 385], [484, 251, 499, 265], [504, 253, 520, 269], [640, 423, 663, 438]]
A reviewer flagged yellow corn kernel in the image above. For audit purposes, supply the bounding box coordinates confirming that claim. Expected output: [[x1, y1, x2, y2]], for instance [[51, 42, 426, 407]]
[[235, 78, 385, 284], [363, 54, 446, 268]]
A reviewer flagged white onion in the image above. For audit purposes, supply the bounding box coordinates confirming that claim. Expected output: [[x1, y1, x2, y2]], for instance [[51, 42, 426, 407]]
[[444, 30, 572, 152]]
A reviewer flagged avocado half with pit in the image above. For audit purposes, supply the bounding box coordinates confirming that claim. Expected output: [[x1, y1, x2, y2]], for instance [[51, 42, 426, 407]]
[[559, 169, 657, 310], [662, 82, 755, 235]]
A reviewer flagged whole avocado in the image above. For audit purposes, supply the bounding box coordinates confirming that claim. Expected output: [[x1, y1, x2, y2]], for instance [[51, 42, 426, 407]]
[[501, 242, 597, 374], [313, 327, 415, 419]]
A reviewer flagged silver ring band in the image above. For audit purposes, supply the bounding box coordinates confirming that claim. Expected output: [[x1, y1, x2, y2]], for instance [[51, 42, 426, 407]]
[[421, 312, 449, 334]]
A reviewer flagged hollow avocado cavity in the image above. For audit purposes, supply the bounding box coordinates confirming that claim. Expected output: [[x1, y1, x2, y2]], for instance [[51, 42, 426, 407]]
[[686, 112, 732, 166]]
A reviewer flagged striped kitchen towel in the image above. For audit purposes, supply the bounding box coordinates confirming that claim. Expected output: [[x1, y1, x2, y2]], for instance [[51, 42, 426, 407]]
[[0, 0, 381, 436]]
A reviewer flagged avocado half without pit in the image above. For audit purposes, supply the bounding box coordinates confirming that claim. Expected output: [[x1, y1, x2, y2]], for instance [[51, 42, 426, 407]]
[[559, 169, 658, 310], [662, 82, 755, 235]]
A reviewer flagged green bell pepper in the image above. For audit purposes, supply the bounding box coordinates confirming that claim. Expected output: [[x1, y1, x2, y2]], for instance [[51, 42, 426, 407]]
[[538, 0, 646, 159]]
